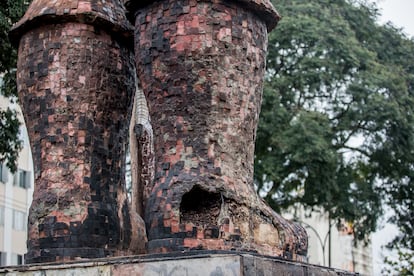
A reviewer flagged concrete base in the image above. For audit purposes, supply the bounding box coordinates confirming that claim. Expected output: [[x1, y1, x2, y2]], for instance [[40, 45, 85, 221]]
[[0, 251, 357, 276]]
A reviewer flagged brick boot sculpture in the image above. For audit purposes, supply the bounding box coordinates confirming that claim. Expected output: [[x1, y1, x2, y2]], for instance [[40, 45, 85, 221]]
[[125, 0, 308, 260], [10, 0, 146, 263]]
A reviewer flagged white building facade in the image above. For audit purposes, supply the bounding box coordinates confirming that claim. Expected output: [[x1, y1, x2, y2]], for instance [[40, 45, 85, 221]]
[[286, 207, 373, 275], [0, 95, 33, 266]]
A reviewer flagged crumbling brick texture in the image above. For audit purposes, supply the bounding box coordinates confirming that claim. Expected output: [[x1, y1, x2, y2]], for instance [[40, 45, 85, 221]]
[[131, 0, 307, 260], [16, 21, 137, 263], [10, 0, 133, 44], [12, 0, 307, 263]]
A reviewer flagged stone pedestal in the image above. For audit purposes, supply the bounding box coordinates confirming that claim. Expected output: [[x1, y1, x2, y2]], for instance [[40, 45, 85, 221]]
[[0, 252, 358, 276]]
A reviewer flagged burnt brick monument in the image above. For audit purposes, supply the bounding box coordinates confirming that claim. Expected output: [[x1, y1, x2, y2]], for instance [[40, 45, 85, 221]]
[[10, 0, 147, 263], [10, 0, 307, 264], [126, 0, 307, 260]]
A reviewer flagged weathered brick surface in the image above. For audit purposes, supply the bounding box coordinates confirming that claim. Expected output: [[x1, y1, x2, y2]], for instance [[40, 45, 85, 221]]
[[12, 0, 146, 263], [11, 0, 308, 264], [123, 0, 280, 31], [10, 0, 133, 45], [130, 0, 307, 260]]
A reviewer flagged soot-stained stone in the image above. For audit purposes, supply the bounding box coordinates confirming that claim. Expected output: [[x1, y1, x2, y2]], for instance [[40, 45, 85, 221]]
[[12, 0, 307, 264], [13, 0, 146, 264], [131, 0, 308, 261], [10, 0, 134, 46]]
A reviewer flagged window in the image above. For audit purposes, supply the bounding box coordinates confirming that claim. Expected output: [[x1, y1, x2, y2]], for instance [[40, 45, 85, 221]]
[[18, 126, 30, 147], [0, 206, 4, 226], [11, 254, 23, 265], [0, 163, 8, 183], [12, 210, 26, 231], [18, 254, 23, 265], [13, 169, 31, 189], [0, 252, 6, 266], [19, 170, 31, 189]]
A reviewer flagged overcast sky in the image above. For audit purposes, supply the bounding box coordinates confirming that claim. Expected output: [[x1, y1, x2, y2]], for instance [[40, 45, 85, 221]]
[[375, 0, 414, 37]]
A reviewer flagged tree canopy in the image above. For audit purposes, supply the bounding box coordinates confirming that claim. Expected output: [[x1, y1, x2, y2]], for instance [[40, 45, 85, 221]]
[[255, 0, 414, 269], [0, 0, 29, 172]]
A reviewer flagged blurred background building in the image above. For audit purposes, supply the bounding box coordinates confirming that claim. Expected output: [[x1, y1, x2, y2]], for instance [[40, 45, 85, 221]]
[[0, 95, 33, 266], [285, 206, 373, 275]]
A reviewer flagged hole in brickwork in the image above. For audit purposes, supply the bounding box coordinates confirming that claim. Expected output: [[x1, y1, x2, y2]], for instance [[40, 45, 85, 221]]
[[180, 186, 221, 227]]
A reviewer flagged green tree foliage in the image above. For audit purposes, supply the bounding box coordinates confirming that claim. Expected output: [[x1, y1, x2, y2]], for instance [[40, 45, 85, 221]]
[[0, 0, 30, 172], [255, 0, 414, 260], [383, 246, 414, 275]]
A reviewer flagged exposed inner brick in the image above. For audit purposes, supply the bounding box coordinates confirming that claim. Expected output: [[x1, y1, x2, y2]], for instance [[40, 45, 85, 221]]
[[180, 186, 221, 227]]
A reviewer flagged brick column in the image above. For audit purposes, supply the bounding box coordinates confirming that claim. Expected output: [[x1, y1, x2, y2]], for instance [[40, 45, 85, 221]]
[[127, 0, 307, 260], [10, 0, 146, 263]]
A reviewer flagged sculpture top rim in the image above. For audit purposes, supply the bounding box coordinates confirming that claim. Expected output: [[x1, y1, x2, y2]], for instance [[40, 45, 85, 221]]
[[9, 0, 134, 46], [123, 0, 281, 32]]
